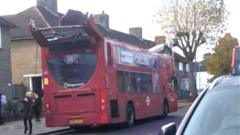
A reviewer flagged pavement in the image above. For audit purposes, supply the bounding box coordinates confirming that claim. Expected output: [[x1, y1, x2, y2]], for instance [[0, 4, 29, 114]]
[[0, 100, 192, 135], [178, 99, 193, 108], [0, 118, 65, 135]]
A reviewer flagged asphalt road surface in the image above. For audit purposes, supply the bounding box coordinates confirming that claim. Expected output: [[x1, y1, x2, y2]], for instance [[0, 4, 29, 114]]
[[50, 107, 188, 135]]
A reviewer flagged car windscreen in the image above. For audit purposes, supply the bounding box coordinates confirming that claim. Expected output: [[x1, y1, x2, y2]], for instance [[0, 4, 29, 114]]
[[183, 86, 240, 135], [47, 53, 97, 88]]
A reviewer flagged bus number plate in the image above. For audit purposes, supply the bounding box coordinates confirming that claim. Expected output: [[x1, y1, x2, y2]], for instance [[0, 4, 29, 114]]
[[69, 118, 84, 125]]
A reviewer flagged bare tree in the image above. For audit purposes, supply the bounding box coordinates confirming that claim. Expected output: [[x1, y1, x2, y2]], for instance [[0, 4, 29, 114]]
[[156, 0, 227, 99]]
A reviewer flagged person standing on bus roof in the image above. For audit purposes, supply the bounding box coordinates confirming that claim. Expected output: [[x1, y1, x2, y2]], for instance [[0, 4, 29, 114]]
[[22, 91, 38, 135]]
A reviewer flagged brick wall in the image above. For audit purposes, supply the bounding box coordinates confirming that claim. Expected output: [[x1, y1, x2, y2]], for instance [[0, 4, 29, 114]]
[[11, 39, 42, 90]]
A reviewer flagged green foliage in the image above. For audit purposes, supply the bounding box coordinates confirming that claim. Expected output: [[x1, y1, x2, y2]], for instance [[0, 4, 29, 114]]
[[5, 100, 13, 113], [204, 33, 238, 82]]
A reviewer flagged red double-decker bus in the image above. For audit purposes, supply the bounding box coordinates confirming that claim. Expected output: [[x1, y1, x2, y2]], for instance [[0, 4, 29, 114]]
[[29, 12, 178, 127], [232, 46, 240, 75]]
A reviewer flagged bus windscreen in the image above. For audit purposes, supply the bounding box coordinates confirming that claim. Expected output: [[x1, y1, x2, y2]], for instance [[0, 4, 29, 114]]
[[47, 53, 97, 88]]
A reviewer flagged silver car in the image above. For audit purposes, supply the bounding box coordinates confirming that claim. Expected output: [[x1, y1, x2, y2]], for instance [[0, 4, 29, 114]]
[[162, 75, 240, 135]]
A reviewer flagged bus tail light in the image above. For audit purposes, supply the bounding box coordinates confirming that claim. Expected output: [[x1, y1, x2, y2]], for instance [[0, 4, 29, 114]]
[[45, 103, 51, 115], [46, 103, 50, 109], [101, 99, 106, 104], [100, 90, 107, 111], [101, 99, 106, 110], [100, 99, 108, 123], [100, 90, 108, 123]]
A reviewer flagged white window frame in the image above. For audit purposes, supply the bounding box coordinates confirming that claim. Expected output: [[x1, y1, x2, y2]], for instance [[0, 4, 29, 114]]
[[180, 78, 190, 91], [179, 62, 183, 71], [186, 64, 190, 72], [0, 27, 2, 48]]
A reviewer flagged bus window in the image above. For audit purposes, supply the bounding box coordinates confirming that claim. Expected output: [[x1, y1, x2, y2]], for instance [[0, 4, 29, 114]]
[[168, 76, 178, 91], [117, 71, 153, 93], [117, 71, 125, 91], [47, 53, 97, 88], [152, 73, 160, 94]]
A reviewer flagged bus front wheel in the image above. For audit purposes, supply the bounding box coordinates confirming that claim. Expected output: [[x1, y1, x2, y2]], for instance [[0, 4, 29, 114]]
[[126, 104, 135, 127]]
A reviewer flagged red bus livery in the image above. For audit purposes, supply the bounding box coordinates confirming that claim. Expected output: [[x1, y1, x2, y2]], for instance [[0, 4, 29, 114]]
[[30, 10, 178, 127]]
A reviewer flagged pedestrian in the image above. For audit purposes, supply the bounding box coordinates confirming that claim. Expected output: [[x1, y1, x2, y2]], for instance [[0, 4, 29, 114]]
[[0, 93, 2, 125], [0, 93, 6, 124], [22, 91, 38, 135], [34, 89, 43, 122]]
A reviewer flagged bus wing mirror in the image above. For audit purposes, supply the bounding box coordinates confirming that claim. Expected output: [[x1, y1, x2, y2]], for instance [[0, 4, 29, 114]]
[[161, 122, 177, 135]]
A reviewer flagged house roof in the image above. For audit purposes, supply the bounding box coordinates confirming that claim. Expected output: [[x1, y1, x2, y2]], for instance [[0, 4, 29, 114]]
[[97, 25, 155, 49], [58, 9, 155, 49], [0, 17, 16, 28], [1, 7, 155, 49], [37, 6, 63, 27], [1, 6, 62, 40]]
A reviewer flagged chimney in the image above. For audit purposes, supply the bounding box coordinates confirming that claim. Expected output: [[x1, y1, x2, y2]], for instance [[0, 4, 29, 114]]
[[93, 11, 109, 29], [37, 0, 58, 13], [155, 36, 166, 45], [129, 27, 142, 39]]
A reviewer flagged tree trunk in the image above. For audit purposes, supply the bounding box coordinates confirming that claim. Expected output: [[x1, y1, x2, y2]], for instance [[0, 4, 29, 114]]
[[188, 62, 198, 99]]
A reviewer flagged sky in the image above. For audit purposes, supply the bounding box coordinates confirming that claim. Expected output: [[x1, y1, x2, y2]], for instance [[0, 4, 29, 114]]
[[0, 0, 239, 60]]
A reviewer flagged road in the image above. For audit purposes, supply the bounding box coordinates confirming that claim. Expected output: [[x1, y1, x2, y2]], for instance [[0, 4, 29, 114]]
[[0, 107, 188, 135], [50, 107, 188, 135]]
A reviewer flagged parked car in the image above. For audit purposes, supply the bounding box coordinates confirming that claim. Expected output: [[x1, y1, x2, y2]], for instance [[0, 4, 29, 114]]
[[162, 75, 240, 135]]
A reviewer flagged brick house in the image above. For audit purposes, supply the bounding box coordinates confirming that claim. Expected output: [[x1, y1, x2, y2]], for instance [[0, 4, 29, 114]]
[[0, 17, 16, 100], [1, 0, 61, 99]]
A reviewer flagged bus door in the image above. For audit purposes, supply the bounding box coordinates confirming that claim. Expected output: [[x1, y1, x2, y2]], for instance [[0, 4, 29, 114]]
[[167, 75, 178, 112], [105, 42, 121, 120], [150, 69, 162, 116]]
